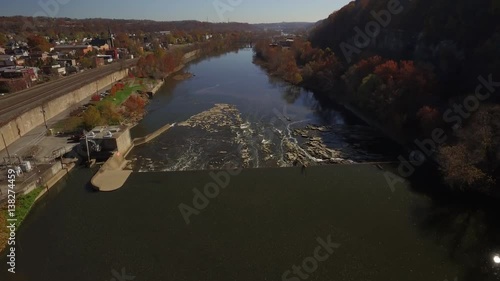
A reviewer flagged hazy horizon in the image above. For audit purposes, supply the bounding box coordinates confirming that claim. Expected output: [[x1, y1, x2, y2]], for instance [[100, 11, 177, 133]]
[[0, 0, 351, 24]]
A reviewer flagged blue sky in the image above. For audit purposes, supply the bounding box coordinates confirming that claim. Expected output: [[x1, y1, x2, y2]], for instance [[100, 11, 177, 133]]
[[0, 0, 351, 23]]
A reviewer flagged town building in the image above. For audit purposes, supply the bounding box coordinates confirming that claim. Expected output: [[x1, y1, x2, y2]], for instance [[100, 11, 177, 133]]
[[41, 64, 66, 76], [79, 125, 132, 156], [0, 55, 16, 67], [0, 66, 38, 81], [90, 39, 111, 51], [54, 44, 93, 56]]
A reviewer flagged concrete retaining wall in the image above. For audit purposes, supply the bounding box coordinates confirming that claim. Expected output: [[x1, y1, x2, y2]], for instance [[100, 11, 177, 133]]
[[150, 80, 165, 96], [34, 163, 75, 201], [0, 68, 129, 148], [115, 127, 132, 156], [133, 123, 172, 147], [183, 50, 200, 61], [12, 161, 74, 198]]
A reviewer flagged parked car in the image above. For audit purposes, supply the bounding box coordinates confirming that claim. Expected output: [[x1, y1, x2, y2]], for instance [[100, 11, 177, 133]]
[[69, 132, 84, 143]]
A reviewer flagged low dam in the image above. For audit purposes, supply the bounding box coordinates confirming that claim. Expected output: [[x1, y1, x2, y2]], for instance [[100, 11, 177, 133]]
[[91, 123, 173, 192]]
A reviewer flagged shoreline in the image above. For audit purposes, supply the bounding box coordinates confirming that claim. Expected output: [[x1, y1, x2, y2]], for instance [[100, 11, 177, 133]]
[[90, 50, 202, 192], [0, 162, 76, 253], [253, 56, 500, 199]]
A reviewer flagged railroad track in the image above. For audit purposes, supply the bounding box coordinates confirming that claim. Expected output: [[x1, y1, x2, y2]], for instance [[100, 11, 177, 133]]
[[0, 58, 138, 124]]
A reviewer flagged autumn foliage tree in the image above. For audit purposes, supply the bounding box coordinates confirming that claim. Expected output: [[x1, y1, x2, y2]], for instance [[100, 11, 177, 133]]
[[254, 40, 303, 84], [417, 106, 441, 135], [114, 32, 131, 48], [91, 94, 101, 102], [439, 105, 500, 191], [341, 57, 437, 129], [0, 32, 7, 46], [27, 34, 52, 52], [123, 94, 146, 116], [82, 106, 103, 129], [97, 101, 122, 125]]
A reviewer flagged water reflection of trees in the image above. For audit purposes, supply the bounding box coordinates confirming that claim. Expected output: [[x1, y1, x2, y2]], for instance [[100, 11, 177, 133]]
[[282, 85, 302, 104], [413, 197, 500, 281], [266, 73, 285, 89]]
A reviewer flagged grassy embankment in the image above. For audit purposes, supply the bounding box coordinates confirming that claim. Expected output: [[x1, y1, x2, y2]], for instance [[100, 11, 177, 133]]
[[51, 78, 150, 134], [0, 187, 44, 252]]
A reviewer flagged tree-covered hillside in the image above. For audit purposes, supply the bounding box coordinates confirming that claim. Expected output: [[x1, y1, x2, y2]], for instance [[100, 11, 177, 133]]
[[254, 0, 500, 192]]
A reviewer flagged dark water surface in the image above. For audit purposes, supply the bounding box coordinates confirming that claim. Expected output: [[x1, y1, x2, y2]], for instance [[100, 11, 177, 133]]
[[1, 49, 500, 281], [2, 166, 499, 281]]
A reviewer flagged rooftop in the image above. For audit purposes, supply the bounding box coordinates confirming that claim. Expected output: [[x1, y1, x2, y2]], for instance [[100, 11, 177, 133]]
[[86, 125, 126, 140], [54, 45, 92, 49], [0, 66, 38, 73]]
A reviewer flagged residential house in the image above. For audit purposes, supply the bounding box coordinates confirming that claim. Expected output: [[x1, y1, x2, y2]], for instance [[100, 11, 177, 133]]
[[0, 66, 38, 81], [5, 42, 19, 50], [0, 66, 38, 93], [279, 38, 294, 48], [12, 48, 29, 58], [30, 51, 50, 61], [105, 49, 119, 59], [57, 58, 77, 67], [0, 47, 5, 54], [49, 52, 59, 60], [15, 57, 25, 66], [0, 55, 15, 67], [41, 64, 66, 76]]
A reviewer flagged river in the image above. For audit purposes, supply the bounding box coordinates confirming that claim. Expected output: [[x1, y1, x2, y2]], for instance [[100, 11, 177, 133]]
[[1, 49, 499, 281], [127, 49, 400, 171]]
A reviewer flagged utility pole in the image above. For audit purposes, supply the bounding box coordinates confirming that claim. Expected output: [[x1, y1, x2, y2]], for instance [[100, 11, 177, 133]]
[[41, 105, 48, 130], [85, 135, 91, 165], [1, 133, 11, 165]]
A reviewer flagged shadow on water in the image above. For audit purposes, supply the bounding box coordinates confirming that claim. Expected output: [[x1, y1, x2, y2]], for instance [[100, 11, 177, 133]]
[[412, 196, 500, 281], [399, 164, 500, 281]]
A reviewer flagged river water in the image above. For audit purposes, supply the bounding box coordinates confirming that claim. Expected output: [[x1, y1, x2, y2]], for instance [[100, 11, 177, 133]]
[[127, 49, 399, 171], [1, 49, 499, 281]]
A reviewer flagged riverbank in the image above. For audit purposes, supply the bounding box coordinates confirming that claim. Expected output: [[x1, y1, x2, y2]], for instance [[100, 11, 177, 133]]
[[89, 50, 204, 191], [253, 39, 500, 194], [0, 162, 76, 253], [253, 57, 409, 156]]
